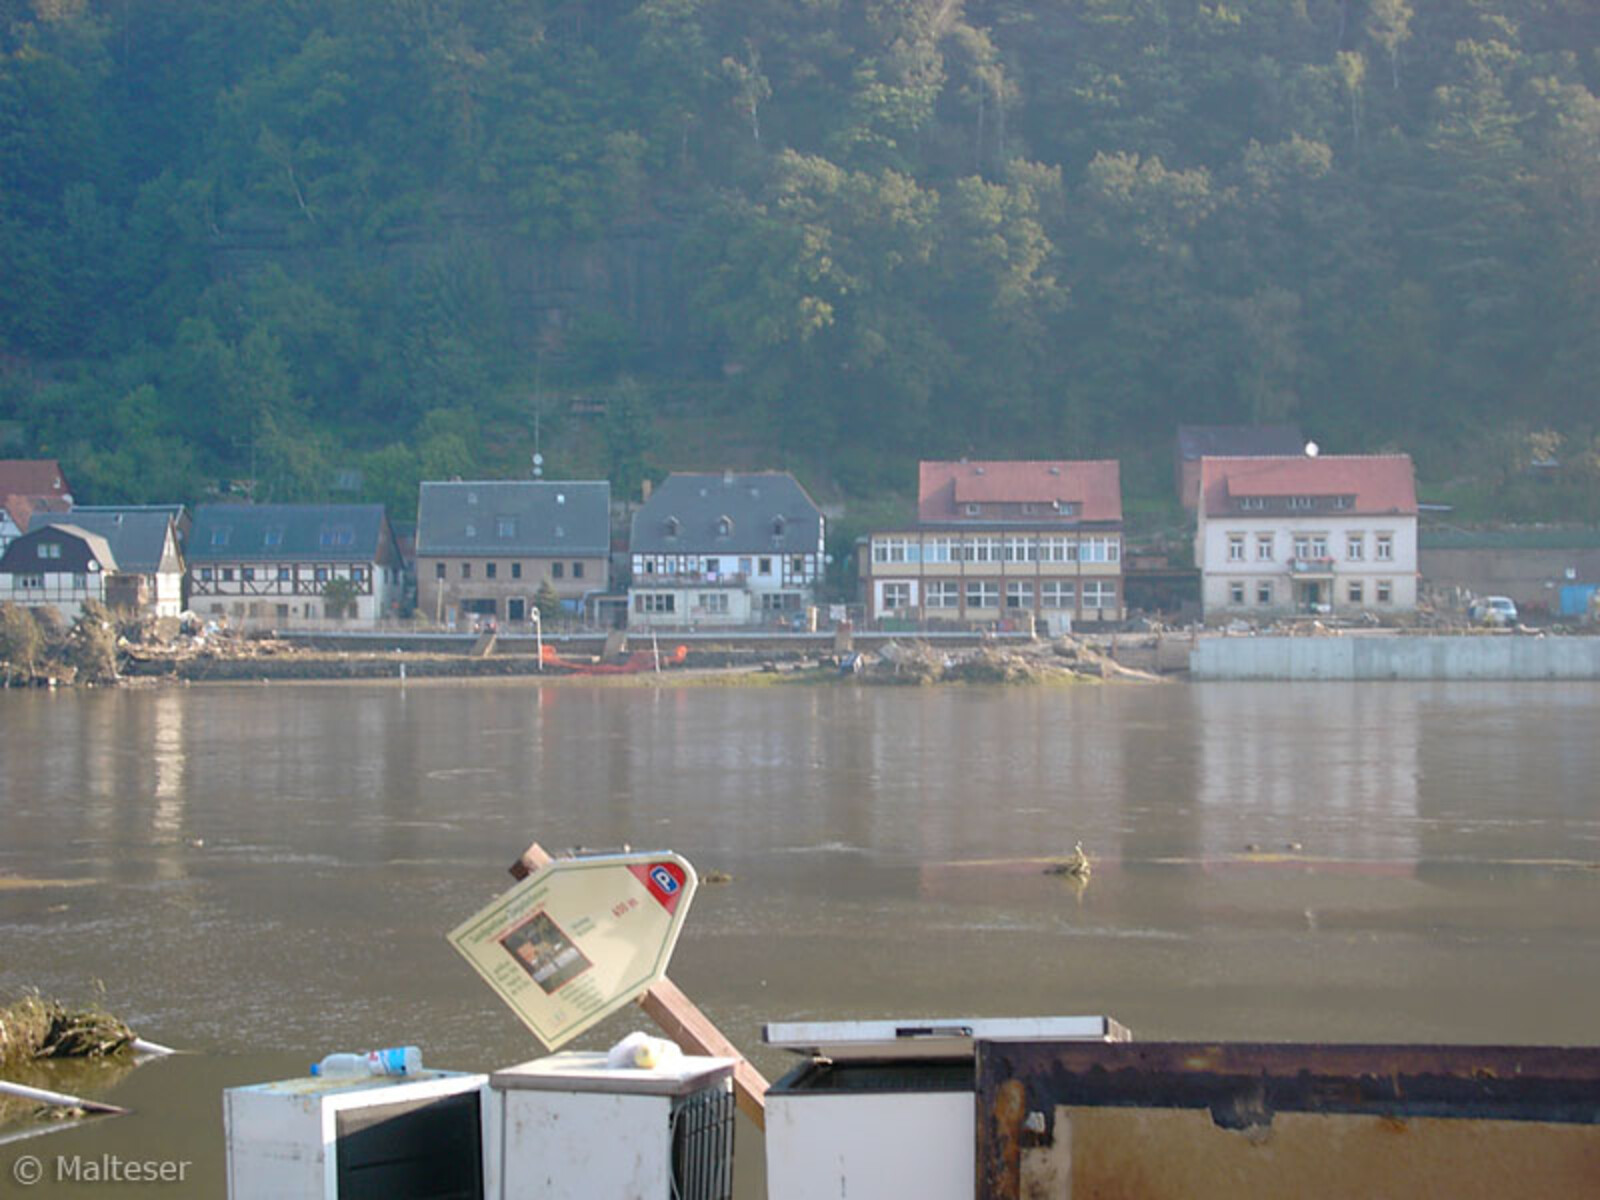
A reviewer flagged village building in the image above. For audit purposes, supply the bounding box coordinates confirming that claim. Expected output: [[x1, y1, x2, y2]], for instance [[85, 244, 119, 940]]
[[1195, 454, 1418, 618], [0, 523, 115, 621], [415, 480, 611, 627], [31, 507, 186, 618], [859, 460, 1126, 632], [0, 458, 74, 553], [187, 503, 403, 626], [628, 472, 825, 628]]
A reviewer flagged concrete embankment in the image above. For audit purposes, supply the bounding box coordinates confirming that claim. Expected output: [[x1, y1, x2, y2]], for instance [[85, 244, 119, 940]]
[[1192, 634, 1600, 680]]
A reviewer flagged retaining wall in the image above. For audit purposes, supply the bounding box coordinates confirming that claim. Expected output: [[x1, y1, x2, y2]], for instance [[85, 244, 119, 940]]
[[1191, 635, 1600, 680]]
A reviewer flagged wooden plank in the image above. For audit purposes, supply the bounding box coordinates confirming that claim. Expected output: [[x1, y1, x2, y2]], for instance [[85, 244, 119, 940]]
[[510, 842, 768, 1130]]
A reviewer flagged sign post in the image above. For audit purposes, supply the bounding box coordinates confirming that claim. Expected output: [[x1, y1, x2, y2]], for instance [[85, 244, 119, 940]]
[[503, 842, 769, 1128]]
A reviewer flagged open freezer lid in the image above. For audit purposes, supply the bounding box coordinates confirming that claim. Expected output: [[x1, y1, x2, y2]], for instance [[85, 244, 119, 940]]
[[762, 1015, 1130, 1061]]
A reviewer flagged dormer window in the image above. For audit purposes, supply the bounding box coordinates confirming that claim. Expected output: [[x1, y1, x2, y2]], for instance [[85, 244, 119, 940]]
[[264, 527, 284, 547], [465, 523, 477, 538], [1290, 496, 1314, 510], [319, 525, 355, 548], [1239, 497, 1265, 510], [965, 504, 980, 516], [717, 515, 733, 537], [211, 526, 232, 547], [772, 515, 786, 535], [496, 517, 516, 538], [39, 542, 62, 559], [467, 491, 478, 505], [1333, 496, 1351, 509], [664, 516, 680, 538]]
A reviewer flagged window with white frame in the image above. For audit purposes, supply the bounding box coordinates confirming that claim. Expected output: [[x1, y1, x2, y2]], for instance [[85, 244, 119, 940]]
[[1081, 536, 1120, 563], [926, 580, 960, 608], [872, 537, 914, 564], [963, 537, 1000, 563], [1004, 536, 1035, 563], [1376, 533, 1394, 561], [924, 537, 955, 563], [1240, 496, 1266, 510], [1230, 580, 1246, 605], [1084, 580, 1117, 609], [695, 592, 729, 613], [881, 581, 912, 609], [965, 503, 981, 516], [1038, 536, 1075, 562], [634, 593, 676, 614], [1349, 581, 1364, 604], [1256, 534, 1274, 560], [1376, 579, 1392, 603], [1290, 496, 1313, 509], [1228, 535, 1246, 561], [19, 573, 42, 589], [39, 542, 61, 559], [1041, 581, 1075, 608], [1257, 581, 1272, 605], [1006, 581, 1034, 609], [965, 580, 999, 608], [1347, 533, 1364, 560]]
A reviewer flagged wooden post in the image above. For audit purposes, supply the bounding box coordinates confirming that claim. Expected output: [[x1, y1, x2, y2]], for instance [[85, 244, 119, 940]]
[[511, 842, 769, 1129]]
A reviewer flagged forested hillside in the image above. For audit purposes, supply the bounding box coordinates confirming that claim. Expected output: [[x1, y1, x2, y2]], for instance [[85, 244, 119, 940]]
[[3, 1, 1599, 523]]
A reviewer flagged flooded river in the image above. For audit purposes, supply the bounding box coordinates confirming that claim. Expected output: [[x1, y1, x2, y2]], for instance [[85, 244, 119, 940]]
[[2, 680, 1598, 1194]]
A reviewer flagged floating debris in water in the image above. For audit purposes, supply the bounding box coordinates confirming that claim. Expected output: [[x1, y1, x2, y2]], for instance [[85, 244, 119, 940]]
[[0, 993, 134, 1068], [702, 870, 734, 885], [1043, 842, 1093, 880]]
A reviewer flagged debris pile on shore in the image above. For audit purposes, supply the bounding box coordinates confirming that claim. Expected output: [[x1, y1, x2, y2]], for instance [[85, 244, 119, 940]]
[[0, 994, 134, 1067], [857, 636, 1159, 685]]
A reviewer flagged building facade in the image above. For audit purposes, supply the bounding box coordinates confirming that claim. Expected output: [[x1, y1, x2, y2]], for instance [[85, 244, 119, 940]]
[[1195, 454, 1419, 618], [187, 504, 403, 625], [415, 480, 611, 627], [860, 460, 1126, 630], [32, 507, 186, 618], [0, 458, 74, 554], [0, 523, 113, 620], [628, 472, 825, 628]]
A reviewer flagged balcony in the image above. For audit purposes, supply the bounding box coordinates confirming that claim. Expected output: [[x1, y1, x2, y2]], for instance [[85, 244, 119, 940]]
[[1288, 556, 1335, 577]]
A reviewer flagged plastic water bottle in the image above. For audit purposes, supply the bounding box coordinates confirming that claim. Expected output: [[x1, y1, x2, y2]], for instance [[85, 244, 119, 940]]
[[309, 1046, 422, 1078]]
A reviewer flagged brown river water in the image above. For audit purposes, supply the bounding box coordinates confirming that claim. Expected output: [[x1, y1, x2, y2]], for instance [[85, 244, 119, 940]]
[[2, 680, 1598, 1194]]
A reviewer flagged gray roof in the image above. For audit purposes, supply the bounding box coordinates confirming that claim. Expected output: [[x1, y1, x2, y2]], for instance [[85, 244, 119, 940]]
[[188, 504, 391, 563], [631, 472, 824, 555], [415, 481, 611, 557], [0, 523, 117, 574], [32, 510, 177, 574], [1178, 424, 1306, 461]]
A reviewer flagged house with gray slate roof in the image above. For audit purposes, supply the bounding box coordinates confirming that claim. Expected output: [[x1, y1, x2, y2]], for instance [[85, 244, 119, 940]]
[[32, 507, 186, 617], [0, 523, 116, 621], [415, 480, 611, 627], [628, 472, 825, 628], [187, 503, 403, 626]]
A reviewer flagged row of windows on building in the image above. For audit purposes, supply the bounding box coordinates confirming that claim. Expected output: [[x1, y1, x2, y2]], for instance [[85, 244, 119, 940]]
[[432, 560, 586, 581], [635, 554, 812, 577], [209, 526, 355, 548], [12, 573, 85, 589], [881, 579, 1118, 609], [197, 565, 372, 583], [633, 591, 805, 614], [1228, 579, 1397, 606], [1226, 531, 1396, 562], [871, 535, 1122, 565]]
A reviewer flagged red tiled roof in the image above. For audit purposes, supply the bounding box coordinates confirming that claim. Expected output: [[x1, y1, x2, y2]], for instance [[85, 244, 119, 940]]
[[918, 460, 1123, 523], [1, 493, 71, 530], [0, 459, 70, 499], [1199, 454, 1417, 517]]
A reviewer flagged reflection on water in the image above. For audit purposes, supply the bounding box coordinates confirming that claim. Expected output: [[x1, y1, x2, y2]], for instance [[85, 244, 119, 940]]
[[1, 681, 1598, 1193]]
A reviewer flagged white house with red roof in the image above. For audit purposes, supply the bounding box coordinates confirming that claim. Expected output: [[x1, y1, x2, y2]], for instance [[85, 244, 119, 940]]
[[859, 459, 1125, 629], [1195, 454, 1418, 618]]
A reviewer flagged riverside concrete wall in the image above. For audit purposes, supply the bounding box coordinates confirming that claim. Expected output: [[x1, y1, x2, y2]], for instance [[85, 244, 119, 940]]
[[1192, 635, 1600, 680]]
